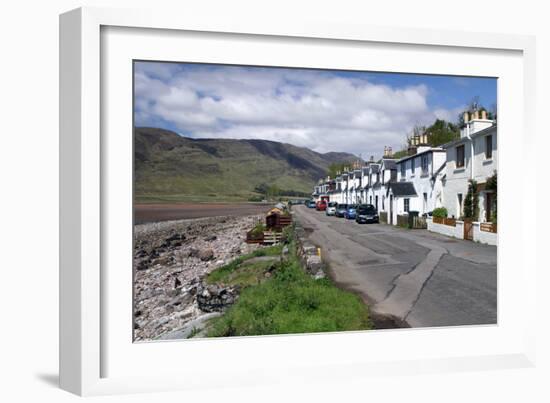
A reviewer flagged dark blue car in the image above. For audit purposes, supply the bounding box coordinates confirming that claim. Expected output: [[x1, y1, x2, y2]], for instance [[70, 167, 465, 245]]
[[335, 204, 348, 217], [306, 200, 317, 208], [344, 204, 358, 219], [356, 204, 379, 224]]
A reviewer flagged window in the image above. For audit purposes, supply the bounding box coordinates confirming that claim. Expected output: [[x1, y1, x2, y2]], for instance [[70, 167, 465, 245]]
[[421, 154, 429, 174], [400, 163, 406, 178], [423, 193, 428, 212], [457, 193, 463, 216], [411, 158, 416, 174], [375, 195, 379, 210], [382, 196, 385, 210], [404, 198, 410, 212], [456, 145, 465, 168], [485, 135, 493, 159]]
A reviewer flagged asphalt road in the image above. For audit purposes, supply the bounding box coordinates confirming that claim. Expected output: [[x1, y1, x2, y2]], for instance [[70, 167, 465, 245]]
[[293, 205, 497, 328]]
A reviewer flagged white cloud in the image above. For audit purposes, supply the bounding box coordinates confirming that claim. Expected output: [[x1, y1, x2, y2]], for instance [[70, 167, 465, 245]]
[[134, 63, 459, 159]]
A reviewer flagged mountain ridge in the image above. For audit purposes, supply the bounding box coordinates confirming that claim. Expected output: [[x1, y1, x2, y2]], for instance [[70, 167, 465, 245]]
[[134, 127, 359, 203]]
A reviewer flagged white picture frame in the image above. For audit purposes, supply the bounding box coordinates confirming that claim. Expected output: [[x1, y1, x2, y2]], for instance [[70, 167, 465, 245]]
[[60, 6, 537, 396]]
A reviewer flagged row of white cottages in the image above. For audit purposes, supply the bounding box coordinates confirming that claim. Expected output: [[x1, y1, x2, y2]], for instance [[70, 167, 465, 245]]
[[312, 113, 497, 242]]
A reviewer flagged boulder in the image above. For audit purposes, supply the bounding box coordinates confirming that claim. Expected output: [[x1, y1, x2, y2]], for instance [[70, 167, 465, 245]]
[[198, 248, 215, 261], [196, 284, 239, 312]]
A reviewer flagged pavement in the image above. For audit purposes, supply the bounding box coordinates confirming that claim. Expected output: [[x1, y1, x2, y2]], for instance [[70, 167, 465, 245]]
[[293, 205, 497, 328]]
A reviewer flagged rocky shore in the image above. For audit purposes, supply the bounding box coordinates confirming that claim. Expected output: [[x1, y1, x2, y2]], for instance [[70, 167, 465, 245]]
[[133, 214, 263, 341]]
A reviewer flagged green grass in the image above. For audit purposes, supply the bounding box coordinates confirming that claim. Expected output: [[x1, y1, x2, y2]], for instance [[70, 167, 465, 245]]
[[206, 241, 372, 337], [206, 244, 283, 285]]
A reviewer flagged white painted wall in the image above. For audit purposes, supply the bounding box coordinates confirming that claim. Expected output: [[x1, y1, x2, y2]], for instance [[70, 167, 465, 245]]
[[473, 223, 498, 245], [397, 149, 446, 216], [427, 218, 465, 239]]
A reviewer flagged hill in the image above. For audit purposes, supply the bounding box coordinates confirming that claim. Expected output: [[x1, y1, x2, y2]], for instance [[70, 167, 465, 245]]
[[134, 127, 358, 203]]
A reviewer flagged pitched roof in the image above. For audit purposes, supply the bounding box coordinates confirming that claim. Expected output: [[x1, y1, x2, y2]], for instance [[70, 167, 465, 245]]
[[382, 159, 397, 170], [387, 182, 417, 197]]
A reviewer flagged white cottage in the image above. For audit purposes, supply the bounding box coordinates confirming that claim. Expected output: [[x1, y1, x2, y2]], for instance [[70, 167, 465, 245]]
[[442, 110, 497, 221], [393, 144, 447, 217]]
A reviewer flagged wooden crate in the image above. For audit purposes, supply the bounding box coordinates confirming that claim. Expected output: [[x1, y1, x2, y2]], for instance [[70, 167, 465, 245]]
[[262, 231, 283, 244]]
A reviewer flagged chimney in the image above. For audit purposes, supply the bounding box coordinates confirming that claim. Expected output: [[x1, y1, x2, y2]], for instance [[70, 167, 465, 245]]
[[370, 155, 374, 162], [463, 111, 469, 123], [473, 110, 479, 120], [481, 110, 487, 120], [388, 147, 393, 157]]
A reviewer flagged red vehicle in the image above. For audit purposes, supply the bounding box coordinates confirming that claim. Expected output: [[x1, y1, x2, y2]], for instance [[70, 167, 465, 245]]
[[316, 200, 327, 211]]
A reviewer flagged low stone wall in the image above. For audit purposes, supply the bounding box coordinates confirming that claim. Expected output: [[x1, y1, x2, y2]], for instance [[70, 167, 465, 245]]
[[427, 217, 464, 240], [473, 222, 498, 246], [293, 220, 326, 279]]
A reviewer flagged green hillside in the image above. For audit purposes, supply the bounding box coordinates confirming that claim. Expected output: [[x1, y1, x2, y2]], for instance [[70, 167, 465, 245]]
[[134, 127, 358, 203]]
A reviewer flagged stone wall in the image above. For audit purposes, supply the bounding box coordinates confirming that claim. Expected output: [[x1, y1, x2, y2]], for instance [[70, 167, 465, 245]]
[[293, 221, 326, 279]]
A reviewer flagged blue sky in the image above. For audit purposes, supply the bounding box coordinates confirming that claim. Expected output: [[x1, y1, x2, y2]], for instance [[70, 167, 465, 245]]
[[134, 61, 496, 159]]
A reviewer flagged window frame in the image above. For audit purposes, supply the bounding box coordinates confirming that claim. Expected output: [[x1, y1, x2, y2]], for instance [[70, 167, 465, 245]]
[[485, 135, 493, 159], [456, 145, 465, 168]]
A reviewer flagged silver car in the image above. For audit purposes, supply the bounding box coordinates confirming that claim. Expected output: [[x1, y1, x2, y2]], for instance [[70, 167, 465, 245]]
[[325, 202, 338, 216]]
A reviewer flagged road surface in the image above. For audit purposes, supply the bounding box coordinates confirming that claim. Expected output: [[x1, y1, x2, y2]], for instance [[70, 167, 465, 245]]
[[293, 205, 497, 328]]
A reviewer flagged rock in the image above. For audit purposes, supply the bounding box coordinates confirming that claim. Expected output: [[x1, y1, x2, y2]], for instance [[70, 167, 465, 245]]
[[301, 243, 317, 256], [152, 255, 174, 267], [168, 292, 193, 307], [196, 284, 239, 312], [136, 259, 150, 271], [313, 270, 326, 280], [198, 248, 215, 261], [204, 234, 217, 242], [188, 248, 199, 258], [305, 255, 323, 273]]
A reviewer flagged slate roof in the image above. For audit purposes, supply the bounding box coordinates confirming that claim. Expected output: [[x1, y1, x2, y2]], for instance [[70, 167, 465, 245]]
[[372, 181, 381, 189], [387, 182, 417, 197], [370, 165, 380, 173], [383, 160, 397, 170]]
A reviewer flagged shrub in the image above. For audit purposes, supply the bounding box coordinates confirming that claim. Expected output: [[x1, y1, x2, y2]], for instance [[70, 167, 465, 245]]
[[432, 207, 448, 218]]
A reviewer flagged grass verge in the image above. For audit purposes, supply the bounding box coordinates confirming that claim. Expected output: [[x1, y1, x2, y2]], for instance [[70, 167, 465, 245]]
[[206, 239, 372, 337]]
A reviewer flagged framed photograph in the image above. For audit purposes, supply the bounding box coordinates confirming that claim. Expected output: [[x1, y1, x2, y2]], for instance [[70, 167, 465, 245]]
[[60, 7, 537, 396]]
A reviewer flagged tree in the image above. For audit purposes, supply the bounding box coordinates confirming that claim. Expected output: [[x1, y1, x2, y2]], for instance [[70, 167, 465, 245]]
[[486, 171, 497, 221], [463, 179, 479, 220], [425, 119, 459, 146], [327, 161, 352, 177]]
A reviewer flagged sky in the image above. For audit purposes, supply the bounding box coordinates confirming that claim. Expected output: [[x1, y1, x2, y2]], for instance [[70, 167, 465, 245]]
[[134, 61, 497, 160]]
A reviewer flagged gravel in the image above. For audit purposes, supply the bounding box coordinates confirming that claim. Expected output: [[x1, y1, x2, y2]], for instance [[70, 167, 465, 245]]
[[133, 214, 263, 341]]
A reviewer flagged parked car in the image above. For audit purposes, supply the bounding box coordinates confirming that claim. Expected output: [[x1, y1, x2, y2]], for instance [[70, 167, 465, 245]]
[[306, 200, 316, 208], [344, 204, 358, 220], [335, 204, 348, 217], [356, 204, 379, 224], [316, 200, 327, 211], [325, 202, 338, 216]]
